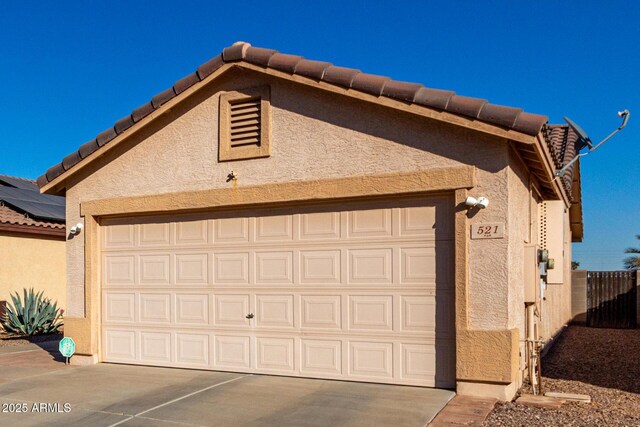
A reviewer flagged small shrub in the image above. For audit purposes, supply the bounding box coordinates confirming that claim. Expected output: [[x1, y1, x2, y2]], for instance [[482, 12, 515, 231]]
[[1, 288, 63, 336]]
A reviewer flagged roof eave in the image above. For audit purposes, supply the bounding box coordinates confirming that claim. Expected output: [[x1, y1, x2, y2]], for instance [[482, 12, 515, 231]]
[[41, 63, 543, 195], [236, 62, 539, 145], [40, 61, 234, 195], [513, 133, 572, 205]]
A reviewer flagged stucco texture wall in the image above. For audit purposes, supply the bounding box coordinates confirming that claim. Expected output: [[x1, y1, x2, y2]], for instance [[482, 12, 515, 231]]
[[0, 232, 66, 311], [507, 151, 530, 335], [64, 68, 514, 329], [506, 151, 573, 361], [506, 153, 530, 374]]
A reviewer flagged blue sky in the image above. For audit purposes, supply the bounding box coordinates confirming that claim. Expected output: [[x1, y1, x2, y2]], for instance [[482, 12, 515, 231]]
[[0, 1, 637, 270]]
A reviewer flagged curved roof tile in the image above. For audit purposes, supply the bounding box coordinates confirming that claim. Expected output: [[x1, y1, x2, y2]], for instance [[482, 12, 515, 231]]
[[478, 104, 522, 129], [0, 205, 65, 231], [414, 87, 455, 110], [132, 102, 154, 123], [78, 139, 99, 159], [381, 80, 424, 103], [323, 66, 361, 88], [294, 59, 332, 80], [543, 124, 581, 198], [447, 95, 488, 119], [196, 54, 224, 80], [267, 53, 303, 73], [244, 46, 278, 67], [351, 73, 391, 97]]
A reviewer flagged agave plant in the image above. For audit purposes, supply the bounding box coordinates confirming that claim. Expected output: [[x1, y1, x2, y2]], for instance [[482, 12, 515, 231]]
[[1, 288, 63, 336]]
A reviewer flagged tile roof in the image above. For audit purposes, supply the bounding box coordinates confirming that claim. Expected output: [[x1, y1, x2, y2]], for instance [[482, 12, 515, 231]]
[[0, 205, 65, 231], [37, 42, 553, 188], [0, 175, 65, 236], [543, 124, 581, 198]]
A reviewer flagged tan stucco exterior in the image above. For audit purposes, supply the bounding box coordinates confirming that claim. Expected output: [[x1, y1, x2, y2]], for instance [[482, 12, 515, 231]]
[[0, 232, 66, 311], [54, 67, 574, 400]]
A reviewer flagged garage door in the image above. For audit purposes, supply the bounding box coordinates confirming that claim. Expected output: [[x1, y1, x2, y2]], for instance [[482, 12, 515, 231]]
[[101, 196, 455, 387]]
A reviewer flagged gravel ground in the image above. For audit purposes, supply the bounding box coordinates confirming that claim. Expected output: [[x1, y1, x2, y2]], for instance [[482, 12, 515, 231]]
[[0, 332, 62, 347], [484, 325, 640, 426]]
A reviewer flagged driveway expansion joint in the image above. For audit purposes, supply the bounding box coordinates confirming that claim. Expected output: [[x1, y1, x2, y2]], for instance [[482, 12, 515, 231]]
[[106, 374, 251, 427]]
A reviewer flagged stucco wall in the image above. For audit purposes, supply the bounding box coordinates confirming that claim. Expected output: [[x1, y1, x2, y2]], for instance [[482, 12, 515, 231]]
[[64, 68, 514, 329], [0, 232, 66, 311], [507, 153, 531, 373], [507, 151, 573, 370], [467, 163, 510, 331], [507, 152, 530, 334]]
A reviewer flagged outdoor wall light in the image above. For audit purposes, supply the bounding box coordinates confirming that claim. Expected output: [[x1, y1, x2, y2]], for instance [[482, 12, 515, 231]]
[[70, 223, 83, 235], [465, 196, 489, 209]]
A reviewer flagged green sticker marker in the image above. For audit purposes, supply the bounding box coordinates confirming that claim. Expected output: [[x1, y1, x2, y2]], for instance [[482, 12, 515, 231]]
[[59, 337, 76, 365]]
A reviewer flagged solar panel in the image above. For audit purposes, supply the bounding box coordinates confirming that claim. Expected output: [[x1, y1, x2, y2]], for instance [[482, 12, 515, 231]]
[[0, 198, 65, 222], [0, 186, 65, 222], [0, 175, 39, 191], [0, 187, 65, 206]]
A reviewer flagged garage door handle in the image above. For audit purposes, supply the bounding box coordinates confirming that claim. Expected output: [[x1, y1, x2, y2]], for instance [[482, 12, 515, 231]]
[[246, 313, 254, 319]]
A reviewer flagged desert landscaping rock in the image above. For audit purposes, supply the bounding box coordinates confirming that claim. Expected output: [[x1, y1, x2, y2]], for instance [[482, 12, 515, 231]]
[[484, 325, 640, 426], [0, 332, 62, 348]]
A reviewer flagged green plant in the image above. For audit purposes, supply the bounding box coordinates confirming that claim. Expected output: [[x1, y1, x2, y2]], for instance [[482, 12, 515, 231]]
[[1, 288, 63, 336], [624, 235, 640, 270]]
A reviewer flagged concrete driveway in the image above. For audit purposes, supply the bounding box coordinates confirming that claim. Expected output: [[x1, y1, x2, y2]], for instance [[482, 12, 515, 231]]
[[0, 342, 453, 426]]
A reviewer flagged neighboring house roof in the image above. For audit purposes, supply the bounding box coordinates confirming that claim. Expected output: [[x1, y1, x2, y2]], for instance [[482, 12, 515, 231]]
[[0, 174, 40, 191], [0, 175, 65, 237], [37, 42, 554, 189]]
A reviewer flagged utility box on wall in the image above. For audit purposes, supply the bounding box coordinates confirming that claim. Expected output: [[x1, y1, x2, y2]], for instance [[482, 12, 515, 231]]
[[540, 200, 565, 285], [524, 244, 539, 303]]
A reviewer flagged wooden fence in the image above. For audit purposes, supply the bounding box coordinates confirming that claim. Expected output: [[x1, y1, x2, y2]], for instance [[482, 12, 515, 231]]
[[587, 270, 638, 328]]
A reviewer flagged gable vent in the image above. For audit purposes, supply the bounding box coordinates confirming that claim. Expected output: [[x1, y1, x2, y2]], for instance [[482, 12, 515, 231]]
[[219, 85, 271, 162], [539, 201, 547, 250], [229, 97, 261, 147]]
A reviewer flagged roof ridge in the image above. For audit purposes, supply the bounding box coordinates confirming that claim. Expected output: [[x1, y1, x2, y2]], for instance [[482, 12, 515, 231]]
[[38, 41, 551, 188], [0, 173, 36, 184]]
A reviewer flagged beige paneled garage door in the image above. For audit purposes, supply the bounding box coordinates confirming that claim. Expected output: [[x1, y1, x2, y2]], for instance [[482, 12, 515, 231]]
[[101, 197, 455, 387]]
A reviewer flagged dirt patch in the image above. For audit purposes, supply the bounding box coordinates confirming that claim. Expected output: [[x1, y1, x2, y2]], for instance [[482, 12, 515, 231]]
[[484, 325, 640, 426], [0, 331, 62, 348]]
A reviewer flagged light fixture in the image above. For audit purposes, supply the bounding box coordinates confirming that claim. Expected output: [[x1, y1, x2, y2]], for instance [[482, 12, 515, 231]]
[[465, 196, 489, 209], [70, 223, 84, 235]]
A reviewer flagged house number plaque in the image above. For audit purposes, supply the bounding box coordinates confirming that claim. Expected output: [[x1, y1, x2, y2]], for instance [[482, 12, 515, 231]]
[[471, 222, 505, 239]]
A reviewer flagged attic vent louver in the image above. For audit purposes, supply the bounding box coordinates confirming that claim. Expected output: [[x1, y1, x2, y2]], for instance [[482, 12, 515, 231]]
[[539, 201, 548, 251], [229, 98, 261, 148], [219, 86, 271, 162]]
